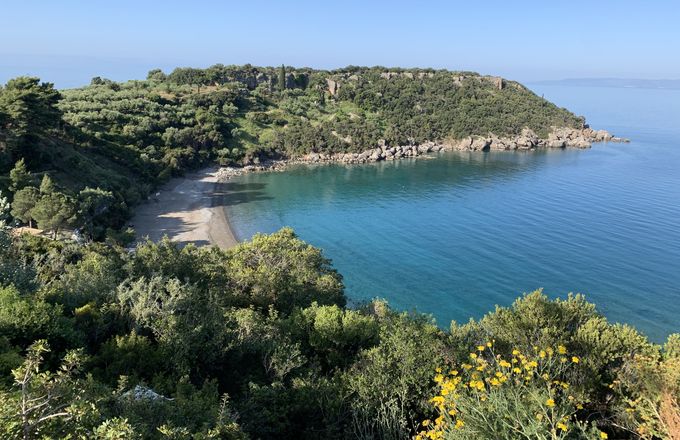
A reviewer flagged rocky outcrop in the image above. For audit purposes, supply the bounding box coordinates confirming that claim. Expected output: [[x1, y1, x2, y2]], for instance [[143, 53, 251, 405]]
[[297, 127, 629, 165], [225, 126, 630, 176], [298, 142, 446, 165], [448, 127, 629, 152], [326, 79, 339, 96]]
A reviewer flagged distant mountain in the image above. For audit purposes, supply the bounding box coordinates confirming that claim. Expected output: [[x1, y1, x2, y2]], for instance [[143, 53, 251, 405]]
[[530, 78, 680, 90]]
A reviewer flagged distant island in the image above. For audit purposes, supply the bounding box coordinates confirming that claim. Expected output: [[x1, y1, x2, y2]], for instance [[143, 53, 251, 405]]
[[531, 77, 680, 90]]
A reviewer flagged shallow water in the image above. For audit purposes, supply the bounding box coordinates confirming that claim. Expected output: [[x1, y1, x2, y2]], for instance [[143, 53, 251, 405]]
[[226, 85, 680, 341]]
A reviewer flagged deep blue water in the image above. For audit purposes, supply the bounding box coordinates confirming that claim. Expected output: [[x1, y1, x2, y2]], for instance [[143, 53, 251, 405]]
[[226, 85, 680, 341]]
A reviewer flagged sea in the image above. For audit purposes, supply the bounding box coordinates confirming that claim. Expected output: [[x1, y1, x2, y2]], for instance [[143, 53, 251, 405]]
[[226, 85, 680, 342]]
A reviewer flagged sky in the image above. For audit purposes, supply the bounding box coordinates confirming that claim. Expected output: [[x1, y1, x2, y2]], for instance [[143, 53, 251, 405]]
[[1, 0, 679, 88]]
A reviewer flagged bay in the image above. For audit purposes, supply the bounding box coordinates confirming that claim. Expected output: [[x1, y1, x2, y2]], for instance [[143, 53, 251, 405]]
[[226, 85, 680, 341]]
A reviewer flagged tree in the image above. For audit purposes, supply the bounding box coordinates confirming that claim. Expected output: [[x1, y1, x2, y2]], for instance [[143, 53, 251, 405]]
[[227, 227, 346, 313], [278, 64, 286, 91], [77, 187, 115, 240], [9, 159, 32, 193], [10, 187, 39, 228], [0, 77, 61, 158], [32, 192, 74, 239], [167, 67, 206, 92], [0, 340, 88, 440], [39, 174, 55, 195], [146, 68, 167, 82]]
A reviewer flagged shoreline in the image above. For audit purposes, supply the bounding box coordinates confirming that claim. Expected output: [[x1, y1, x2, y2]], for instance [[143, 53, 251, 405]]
[[131, 126, 629, 249], [130, 167, 240, 249], [218, 126, 630, 178]]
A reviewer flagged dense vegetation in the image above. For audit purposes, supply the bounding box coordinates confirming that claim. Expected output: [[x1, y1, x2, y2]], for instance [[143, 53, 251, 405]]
[[2, 67, 676, 439], [0, 218, 677, 439], [1, 66, 582, 238]]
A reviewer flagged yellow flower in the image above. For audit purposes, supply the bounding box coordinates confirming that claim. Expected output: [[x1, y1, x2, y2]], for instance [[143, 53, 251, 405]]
[[499, 360, 511, 368], [422, 419, 430, 427], [470, 353, 478, 359], [455, 419, 465, 429], [546, 398, 555, 407], [557, 422, 568, 431], [539, 350, 546, 358], [600, 432, 608, 439], [450, 370, 459, 376], [513, 367, 522, 374], [477, 345, 485, 351], [490, 378, 500, 386], [435, 367, 442, 373], [486, 342, 492, 347], [571, 356, 580, 363], [558, 345, 567, 354], [512, 349, 520, 355]]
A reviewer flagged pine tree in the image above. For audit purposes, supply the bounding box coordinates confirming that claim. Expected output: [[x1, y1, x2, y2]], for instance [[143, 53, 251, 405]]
[[39, 175, 55, 195], [32, 192, 74, 239], [9, 159, 32, 193], [10, 187, 39, 228]]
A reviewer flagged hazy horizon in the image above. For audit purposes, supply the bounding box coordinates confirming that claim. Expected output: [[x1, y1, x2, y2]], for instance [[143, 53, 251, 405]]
[[2, 0, 680, 88]]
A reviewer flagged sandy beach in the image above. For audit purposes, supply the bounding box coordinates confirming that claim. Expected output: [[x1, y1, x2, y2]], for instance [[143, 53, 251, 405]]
[[131, 166, 239, 249]]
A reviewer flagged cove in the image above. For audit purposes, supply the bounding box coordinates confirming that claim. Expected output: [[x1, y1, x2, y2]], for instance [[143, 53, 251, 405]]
[[225, 85, 680, 342]]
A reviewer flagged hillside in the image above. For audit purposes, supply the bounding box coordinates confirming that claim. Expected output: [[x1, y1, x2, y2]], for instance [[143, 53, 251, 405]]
[[60, 65, 586, 168], [0, 66, 589, 240]]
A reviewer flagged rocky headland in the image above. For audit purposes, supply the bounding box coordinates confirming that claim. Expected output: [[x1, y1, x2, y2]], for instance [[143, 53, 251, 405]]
[[215, 126, 629, 178], [296, 126, 629, 165]]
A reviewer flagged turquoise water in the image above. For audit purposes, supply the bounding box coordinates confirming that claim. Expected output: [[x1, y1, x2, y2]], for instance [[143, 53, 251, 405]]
[[226, 85, 680, 341]]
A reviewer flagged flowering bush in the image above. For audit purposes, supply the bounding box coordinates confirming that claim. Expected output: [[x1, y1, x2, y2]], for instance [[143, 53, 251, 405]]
[[614, 337, 680, 439], [418, 342, 608, 440]]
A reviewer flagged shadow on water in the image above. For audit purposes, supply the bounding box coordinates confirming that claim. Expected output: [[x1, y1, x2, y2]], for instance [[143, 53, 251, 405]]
[[212, 182, 272, 206]]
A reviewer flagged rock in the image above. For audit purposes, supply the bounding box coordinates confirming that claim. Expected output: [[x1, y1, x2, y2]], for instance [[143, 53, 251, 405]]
[[569, 138, 591, 149], [285, 74, 297, 89], [547, 140, 566, 148], [452, 137, 473, 150], [326, 79, 339, 96], [471, 138, 490, 151], [122, 385, 172, 401]]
